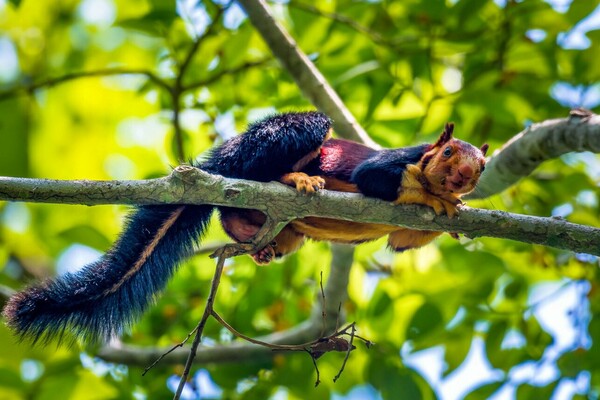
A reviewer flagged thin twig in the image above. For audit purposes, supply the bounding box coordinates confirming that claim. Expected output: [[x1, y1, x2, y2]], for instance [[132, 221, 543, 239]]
[[182, 58, 273, 92], [333, 323, 356, 383], [307, 348, 321, 387], [0, 284, 16, 300], [285, 1, 410, 50], [194, 242, 229, 255], [211, 310, 310, 350], [173, 252, 227, 400], [172, 212, 288, 398], [0, 69, 171, 101], [178, 5, 228, 80], [319, 271, 326, 337], [142, 326, 199, 376], [237, 0, 379, 148], [171, 4, 228, 161]]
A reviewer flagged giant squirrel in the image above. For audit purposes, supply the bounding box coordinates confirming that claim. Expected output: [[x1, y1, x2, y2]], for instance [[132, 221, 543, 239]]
[[3, 111, 488, 344]]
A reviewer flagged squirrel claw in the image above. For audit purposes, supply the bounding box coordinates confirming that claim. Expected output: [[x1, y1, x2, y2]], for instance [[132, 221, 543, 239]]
[[252, 245, 276, 265], [281, 173, 325, 195], [441, 200, 459, 218]]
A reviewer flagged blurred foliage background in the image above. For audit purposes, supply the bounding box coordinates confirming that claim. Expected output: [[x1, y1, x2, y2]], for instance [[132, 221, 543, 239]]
[[1, 0, 600, 399]]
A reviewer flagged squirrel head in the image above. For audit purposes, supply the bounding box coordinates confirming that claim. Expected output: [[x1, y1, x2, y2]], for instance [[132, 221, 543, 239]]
[[419, 123, 488, 196]]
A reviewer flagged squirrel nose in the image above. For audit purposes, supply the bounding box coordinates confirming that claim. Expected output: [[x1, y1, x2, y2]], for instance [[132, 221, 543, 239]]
[[457, 164, 473, 181]]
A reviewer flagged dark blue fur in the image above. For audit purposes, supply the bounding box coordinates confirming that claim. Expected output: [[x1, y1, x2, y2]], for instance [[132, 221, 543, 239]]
[[200, 111, 331, 180], [3, 111, 331, 344], [4, 205, 212, 344], [351, 144, 429, 201]]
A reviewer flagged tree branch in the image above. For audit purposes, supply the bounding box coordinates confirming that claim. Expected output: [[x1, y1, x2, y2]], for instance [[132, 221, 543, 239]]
[[182, 58, 273, 92], [170, 5, 229, 162], [285, 1, 414, 51], [0, 69, 171, 100], [0, 166, 598, 255], [470, 109, 600, 199], [237, 0, 380, 148], [97, 244, 354, 366]]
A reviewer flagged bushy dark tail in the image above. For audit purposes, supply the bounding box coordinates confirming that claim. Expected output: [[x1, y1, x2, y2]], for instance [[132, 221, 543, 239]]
[[3, 204, 213, 345]]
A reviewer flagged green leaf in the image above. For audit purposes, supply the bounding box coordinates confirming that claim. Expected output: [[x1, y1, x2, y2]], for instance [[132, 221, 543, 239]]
[[566, 0, 598, 24], [0, 99, 29, 177], [443, 327, 474, 376], [117, 11, 174, 35], [515, 381, 559, 399], [453, 0, 490, 28], [406, 302, 444, 340], [556, 350, 588, 379], [368, 359, 423, 400], [485, 321, 527, 371], [504, 277, 526, 299], [520, 316, 553, 360], [464, 381, 503, 400], [56, 225, 112, 250], [368, 288, 393, 317], [365, 73, 394, 121], [0, 367, 24, 390]]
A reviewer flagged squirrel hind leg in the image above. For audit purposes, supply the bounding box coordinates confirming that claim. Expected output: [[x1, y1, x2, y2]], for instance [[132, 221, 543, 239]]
[[220, 208, 266, 243], [251, 226, 305, 264], [388, 229, 442, 252], [219, 209, 305, 264]]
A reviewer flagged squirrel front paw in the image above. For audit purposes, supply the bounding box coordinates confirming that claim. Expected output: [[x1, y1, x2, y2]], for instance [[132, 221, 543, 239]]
[[395, 189, 459, 218], [280, 172, 325, 194]]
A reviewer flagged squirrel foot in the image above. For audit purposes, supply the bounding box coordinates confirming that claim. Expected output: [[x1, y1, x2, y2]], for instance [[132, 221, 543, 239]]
[[280, 172, 325, 194], [251, 241, 277, 265]]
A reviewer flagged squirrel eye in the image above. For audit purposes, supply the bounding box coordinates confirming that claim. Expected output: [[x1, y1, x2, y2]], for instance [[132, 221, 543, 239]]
[[443, 146, 452, 157]]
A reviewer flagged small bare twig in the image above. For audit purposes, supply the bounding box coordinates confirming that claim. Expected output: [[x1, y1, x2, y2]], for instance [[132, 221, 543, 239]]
[[0, 69, 171, 101], [170, 4, 229, 162], [285, 1, 409, 50], [237, 0, 379, 148], [173, 251, 227, 400], [209, 268, 370, 386], [0, 284, 16, 300], [319, 271, 326, 337], [182, 58, 273, 91], [170, 212, 290, 399], [333, 323, 356, 382], [142, 326, 199, 376], [307, 348, 321, 386], [211, 310, 309, 349]]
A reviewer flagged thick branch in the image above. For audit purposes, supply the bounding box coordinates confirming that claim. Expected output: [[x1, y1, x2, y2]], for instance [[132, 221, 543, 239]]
[[471, 109, 600, 199], [97, 244, 354, 366], [0, 167, 598, 255], [237, 0, 379, 148]]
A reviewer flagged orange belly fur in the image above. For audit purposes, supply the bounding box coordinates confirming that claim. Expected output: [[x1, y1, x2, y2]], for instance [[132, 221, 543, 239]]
[[290, 217, 397, 243]]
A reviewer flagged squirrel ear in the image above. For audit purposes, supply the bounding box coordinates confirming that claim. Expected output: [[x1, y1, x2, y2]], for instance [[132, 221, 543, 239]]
[[433, 123, 454, 148], [480, 143, 489, 156]]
